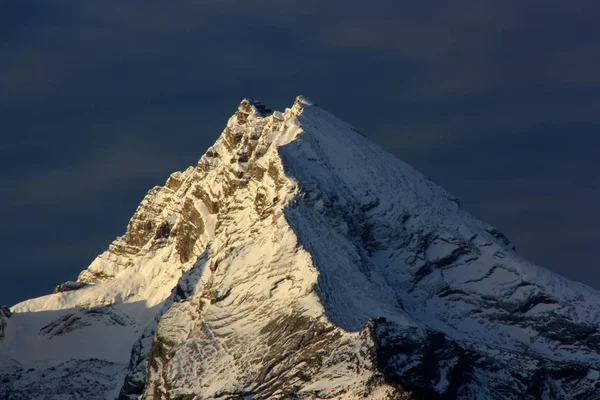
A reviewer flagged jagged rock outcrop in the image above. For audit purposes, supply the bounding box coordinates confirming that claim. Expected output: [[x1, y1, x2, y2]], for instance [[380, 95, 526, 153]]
[[0, 307, 11, 341], [2, 97, 600, 399], [53, 281, 90, 294]]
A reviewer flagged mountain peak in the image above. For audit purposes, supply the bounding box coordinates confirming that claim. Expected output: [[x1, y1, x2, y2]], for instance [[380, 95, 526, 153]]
[[293, 94, 313, 108], [235, 98, 273, 124], [3, 97, 600, 399], [234, 96, 313, 126]]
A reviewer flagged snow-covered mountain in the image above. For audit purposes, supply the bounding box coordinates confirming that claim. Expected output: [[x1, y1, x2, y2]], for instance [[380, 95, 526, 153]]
[[2, 97, 600, 399]]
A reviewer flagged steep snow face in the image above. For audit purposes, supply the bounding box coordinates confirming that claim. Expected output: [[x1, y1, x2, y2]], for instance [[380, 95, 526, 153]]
[[281, 103, 600, 360], [2, 96, 600, 399]]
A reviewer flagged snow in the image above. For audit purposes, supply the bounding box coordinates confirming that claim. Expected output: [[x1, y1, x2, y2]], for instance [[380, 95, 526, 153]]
[[3, 96, 600, 398]]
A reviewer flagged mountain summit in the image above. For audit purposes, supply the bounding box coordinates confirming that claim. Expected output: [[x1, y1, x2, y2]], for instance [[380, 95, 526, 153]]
[[2, 97, 600, 399]]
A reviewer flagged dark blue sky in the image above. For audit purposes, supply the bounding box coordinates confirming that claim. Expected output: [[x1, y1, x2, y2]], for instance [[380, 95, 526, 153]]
[[1, 1, 599, 306]]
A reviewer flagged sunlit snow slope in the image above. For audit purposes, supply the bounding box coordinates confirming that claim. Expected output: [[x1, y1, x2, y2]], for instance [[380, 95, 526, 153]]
[[2, 97, 600, 400]]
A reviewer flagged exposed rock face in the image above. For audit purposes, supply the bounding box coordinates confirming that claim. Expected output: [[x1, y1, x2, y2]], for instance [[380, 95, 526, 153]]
[[0, 359, 124, 399], [2, 97, 600, 399], [39, 306, 134, 337], [53, 281, 89, 294], [372, 319, 600, 399], [0, 307, 10, 318], [0, 306, 10, 341]]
